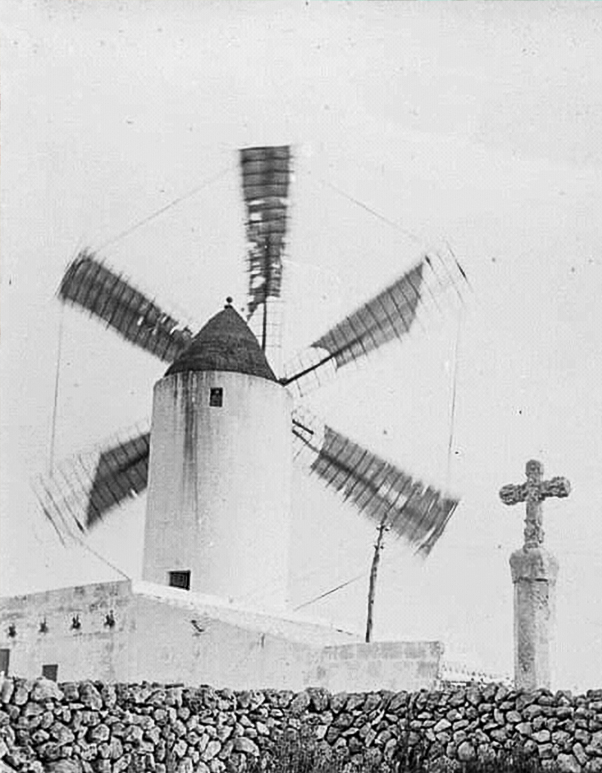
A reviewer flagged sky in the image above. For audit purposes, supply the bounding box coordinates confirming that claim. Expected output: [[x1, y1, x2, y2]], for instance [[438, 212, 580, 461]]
[[1, 0, 601, 691]]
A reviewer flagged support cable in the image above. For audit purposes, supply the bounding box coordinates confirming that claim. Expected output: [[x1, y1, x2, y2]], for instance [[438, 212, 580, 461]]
[[446, 308, 463, 491], [48, 306, 65, 473], [293, 570, 368, 612], [98, 165, 232, 251], [293, 535, 431, 616], [75, 538, 131, 581], [37, 498, 131, 582], [306, 170, 472, 299], [311, 173, 423, 246]]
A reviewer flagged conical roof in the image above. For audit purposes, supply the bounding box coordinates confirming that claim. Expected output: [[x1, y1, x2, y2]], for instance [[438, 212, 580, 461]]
[[165, 305, 277, 381]]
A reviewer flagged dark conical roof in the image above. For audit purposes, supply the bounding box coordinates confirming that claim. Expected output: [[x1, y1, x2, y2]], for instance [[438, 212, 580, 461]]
[[165, 305, 276, 381]]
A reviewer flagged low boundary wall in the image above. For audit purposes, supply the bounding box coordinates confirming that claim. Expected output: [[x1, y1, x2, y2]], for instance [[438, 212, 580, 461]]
[[0, 677, 601, 773]]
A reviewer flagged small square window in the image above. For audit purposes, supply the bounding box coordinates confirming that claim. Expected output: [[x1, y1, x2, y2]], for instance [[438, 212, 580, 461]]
[[42, 664, 58, 681], [209, 387, 223, 407], [168, 570, 191, 590]]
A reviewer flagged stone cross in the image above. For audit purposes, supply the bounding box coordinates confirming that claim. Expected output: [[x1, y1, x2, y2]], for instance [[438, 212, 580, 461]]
[[499, 459, 571, 548], [500, 459, 571, 690]]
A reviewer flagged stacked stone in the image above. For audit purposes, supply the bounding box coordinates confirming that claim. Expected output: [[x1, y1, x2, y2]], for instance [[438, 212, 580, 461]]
[[1, 677, 602, 773]]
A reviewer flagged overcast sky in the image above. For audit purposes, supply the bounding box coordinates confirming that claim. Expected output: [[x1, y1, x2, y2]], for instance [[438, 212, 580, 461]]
[[1, 0, 601, 690]]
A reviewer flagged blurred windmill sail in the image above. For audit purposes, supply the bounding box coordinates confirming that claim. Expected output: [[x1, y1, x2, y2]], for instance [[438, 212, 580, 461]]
[[59, 250, 194, 362], [240, 146, 292, 367], [282, 248, 467, 396], [292, 410, 459, 556], [45, 149, 464, 565], [33, 425, 150, 544]]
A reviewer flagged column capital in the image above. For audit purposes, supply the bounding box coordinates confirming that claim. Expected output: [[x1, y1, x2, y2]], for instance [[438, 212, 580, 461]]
[[509, 546, 559, 584]]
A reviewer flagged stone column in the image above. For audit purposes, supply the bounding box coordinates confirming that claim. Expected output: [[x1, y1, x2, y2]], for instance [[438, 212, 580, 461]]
[[509, 546, 559, 690]]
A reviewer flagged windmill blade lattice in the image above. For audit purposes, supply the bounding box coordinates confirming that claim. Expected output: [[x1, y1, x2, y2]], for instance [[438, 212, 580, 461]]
[[282, 249, 467, 396], [42, 146, 465, 569], [240, 145, 292, 362], [292, 410, 459, 556], [34, 425, 150, 543], [59, 250, 194, 362]]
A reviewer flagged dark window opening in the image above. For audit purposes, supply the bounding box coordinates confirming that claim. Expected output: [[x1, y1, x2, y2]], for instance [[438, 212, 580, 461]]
[[42, 663, 58, 681], [209, 387, 223, 407], [0, 649, 10, 676], [169, 570, 191, 590]]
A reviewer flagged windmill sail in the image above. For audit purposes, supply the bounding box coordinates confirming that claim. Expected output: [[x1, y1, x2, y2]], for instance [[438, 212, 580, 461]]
[[293, 418, 458, 555], [34, 426, 150, 543], [282, 250, 467, 395], [86, 431, 150, 528], [239, 145, 292, 361], [59, 250, 194, 361], [314, 261, 424, 368]]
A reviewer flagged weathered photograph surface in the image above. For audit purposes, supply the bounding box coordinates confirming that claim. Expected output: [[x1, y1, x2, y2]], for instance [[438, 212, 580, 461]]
[[1, 2, 601, 771]]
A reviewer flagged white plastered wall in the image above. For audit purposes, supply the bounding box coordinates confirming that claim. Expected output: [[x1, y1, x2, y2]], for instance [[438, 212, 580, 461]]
[[0, 582, 443, 691], [142, 370, 293, 609]]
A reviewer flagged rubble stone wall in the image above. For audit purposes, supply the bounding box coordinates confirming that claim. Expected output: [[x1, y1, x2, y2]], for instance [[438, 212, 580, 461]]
[[1, 677, 602, 773]]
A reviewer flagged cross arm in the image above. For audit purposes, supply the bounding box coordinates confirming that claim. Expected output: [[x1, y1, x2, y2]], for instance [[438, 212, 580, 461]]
[[499, 483, 527, 506], [540, 476, 571, 500]]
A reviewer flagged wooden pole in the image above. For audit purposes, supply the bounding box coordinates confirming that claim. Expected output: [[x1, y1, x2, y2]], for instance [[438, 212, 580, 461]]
[[365, 514, 388, 643]]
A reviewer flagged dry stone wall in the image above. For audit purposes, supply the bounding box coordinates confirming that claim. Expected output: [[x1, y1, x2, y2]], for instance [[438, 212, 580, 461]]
[[1, 677, 602, 773]]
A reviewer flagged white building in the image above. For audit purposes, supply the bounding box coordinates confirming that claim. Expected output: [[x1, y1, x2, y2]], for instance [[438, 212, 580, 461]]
[[0, 306, 445, 691]]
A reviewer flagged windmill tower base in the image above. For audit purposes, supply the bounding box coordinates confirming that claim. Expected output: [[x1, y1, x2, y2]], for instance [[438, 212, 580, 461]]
[[143, 367, 293, 609], [0, 580, 444, 692]]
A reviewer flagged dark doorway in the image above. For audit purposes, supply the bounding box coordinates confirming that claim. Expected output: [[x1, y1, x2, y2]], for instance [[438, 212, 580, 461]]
[[42, 663, 58, 681]]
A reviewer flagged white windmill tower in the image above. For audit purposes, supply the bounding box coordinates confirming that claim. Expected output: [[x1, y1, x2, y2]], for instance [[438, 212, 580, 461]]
[[143, 300, 293, 609]]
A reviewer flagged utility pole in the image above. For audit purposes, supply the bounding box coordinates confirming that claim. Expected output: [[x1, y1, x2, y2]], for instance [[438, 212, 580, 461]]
[[365, 512, 389, 643]]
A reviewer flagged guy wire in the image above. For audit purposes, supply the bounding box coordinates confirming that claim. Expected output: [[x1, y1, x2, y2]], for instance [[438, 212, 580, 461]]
[[76, 537, 131, 581], [312, 173, 423, 246], [48, 306, 65, 473], [293, 570, 367, 612], [446, 307, 463, 491], [98, 165, 232, 251]]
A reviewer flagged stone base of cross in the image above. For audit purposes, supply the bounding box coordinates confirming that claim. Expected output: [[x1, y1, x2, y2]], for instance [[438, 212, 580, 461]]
[[509, 546, 559, 690], [499, 459, 570, 691]]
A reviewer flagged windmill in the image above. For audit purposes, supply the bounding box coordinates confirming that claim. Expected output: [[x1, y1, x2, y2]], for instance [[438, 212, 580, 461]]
[[36, 145, 467, 636]]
